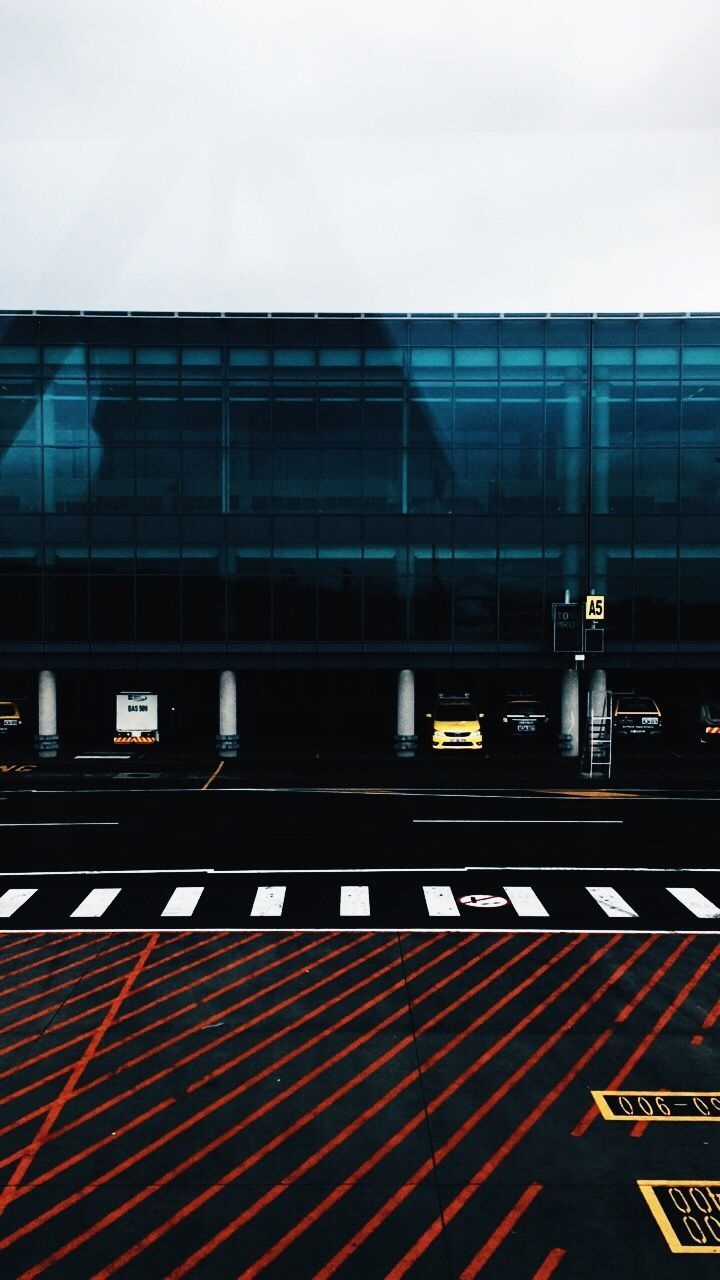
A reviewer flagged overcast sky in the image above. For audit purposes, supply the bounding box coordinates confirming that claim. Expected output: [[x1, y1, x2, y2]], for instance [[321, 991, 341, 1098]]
[[0, 0, 719, 313]]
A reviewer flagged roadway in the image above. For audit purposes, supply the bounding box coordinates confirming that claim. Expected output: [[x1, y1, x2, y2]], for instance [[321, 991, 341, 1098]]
[[0, 755, 718, 1277]]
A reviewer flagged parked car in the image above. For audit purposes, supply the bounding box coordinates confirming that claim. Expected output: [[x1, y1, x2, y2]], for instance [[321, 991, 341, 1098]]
[[501, 697, 550, 740], [0, 701, 21, 733], [613, 694, 662, 738], [699, 699, 720, 746], [427, 693, 484, 750]]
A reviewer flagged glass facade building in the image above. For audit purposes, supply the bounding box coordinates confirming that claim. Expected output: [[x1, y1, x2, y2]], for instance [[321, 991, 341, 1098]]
[[1, 310, 719, 669]]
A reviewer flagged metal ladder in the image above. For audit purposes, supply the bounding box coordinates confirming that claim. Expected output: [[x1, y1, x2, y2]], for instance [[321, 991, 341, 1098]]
[[584, 691, 613, 780]]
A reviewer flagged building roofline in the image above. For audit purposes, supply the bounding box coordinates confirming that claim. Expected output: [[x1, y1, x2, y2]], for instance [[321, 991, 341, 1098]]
[[0, 310, 719, 321]]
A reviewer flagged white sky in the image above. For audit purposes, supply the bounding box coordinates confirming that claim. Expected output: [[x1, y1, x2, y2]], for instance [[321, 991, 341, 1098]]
[[1, 0, 719, 313]]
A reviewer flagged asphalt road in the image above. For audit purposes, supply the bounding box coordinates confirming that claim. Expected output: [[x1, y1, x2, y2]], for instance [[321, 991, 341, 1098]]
[[0, 757, 719, 1278]]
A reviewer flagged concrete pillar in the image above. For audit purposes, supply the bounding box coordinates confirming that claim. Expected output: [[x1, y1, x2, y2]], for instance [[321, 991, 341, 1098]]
[[216, 669, 239, 758], [36, 669, 58, 758], [559, 667, 580, 758], [589, 668, 607, 720], [395, 669, 417, 758]]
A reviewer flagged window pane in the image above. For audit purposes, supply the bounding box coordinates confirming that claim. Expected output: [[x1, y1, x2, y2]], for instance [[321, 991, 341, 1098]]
[[135, 388, 181, 443], [44, 575, 88, 640], [229, 449, 271, 513], [635, 448, 677, 513], [545, 386, 586, 446], [182, 575, 225, 639], [363, 575, 406, 640], [455, 349, 497, 377], [682, 385, 720, 444], [591, 448, 632, 514], [319, 448, 362, 512], [500, 448, 542, 513], [545, 449, 586, 514], [500, 385, 543, 445], [410, 572, 452, 639], [182, 448, 221, 513], [0, 573, 40, 638], [363, 396, 403, 446], [273, 568, 316, 639], [229, 392, 270, 446], [319, 396, 361, 444], [136, 575, 180, 639], [0, 383, 40, 445], [408, 448, 452, 513], [43, 384, 88, 445], [455, 390, 498, 445], [44, 447, 89, 513], [453, 576, 497, 640], [499, 575, 543, 640], [273, 448, 318, 511], [90, 574, 134, 641], [318, 567, 361, 639], [635, 386, 679, 444], [453, 448, 498, 513], [634, 576, 677, 642], [90, 386, 133, 444], [136, 447, 180, 513], [273, 395, 316, 446], [90, 448, 134, 512], [680, 449, 720, 513], [592, 384, 633, 445], [362, 448, 402, 512]]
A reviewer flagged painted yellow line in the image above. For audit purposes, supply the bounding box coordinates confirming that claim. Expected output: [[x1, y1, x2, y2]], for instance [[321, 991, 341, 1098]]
[[594, 1090, 720, 1121], [201, 760, 225, 791], [639, 1180, 720, 1253]]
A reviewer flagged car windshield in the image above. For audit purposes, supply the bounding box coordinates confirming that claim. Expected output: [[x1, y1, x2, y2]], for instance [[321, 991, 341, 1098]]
[[507, 702, 543, 716], [434, 702, 476, 721], [618, 697, 658, 713]]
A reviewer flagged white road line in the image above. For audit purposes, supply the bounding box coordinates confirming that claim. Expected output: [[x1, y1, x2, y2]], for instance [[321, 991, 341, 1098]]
[[161, 886, 204, 918], [586, 886, 638, 918], [340, 885, 371, 917], [71, 887, 122, 918], [0, 822, 119, 828], [666, 887, 720, 919], [423, 885, 461, 918], [0, 868, 213, 876], [250, 885, 286, 918], [75, 754, 132, 760], [0, 888, 36, 917], [503, 885, 549, 917], [413, 819, 622, 824]]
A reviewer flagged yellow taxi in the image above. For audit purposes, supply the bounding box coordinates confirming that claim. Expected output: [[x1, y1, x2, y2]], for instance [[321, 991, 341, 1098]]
[[0, 701, 21, 731], [427, 693, 484, 750]]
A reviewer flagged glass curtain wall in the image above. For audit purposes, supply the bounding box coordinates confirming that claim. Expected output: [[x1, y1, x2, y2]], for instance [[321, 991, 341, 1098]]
[[0, 314, 718, 657]]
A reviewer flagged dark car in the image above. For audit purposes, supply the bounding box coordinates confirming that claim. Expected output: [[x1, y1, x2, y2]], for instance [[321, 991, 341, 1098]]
[[613, 694, 662, 738], [501, 698, 550, 739], [699, 700, 720, 745]]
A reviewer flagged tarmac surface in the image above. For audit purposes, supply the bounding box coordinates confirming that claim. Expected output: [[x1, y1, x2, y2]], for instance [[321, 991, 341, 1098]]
[[0, 749, 719, 1277]]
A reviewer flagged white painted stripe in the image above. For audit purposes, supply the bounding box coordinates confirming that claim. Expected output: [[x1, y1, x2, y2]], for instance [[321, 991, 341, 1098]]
[[414, 819, 622, 824], [423, 885, 461, 918], [667, 887, 720, 919], [250, 885, 286, 918], [340, 885, 371, 917], [161, 886, 204, 918], [586, 886, 638, 918], [71, 887, 122, 918], [0, 888, 36, 917], [503, 885, 549, 917], [75, 754, 132, 760]]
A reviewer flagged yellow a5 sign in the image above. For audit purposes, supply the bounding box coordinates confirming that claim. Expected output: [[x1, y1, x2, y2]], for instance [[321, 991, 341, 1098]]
[[585, 595, 605, 621]]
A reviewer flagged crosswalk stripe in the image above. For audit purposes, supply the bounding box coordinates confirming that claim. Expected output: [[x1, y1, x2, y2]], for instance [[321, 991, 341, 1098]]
[[666, 887, 720, 919], [340, 885, 370, 917], [586, 886, 638, 918], [70, 888, 122, 919], [250, 885, 286, 918], [503, 885, 549, 917], [423, 885, 461, 918], [0, 888, 37, 918], [161, 887, 204, 918]]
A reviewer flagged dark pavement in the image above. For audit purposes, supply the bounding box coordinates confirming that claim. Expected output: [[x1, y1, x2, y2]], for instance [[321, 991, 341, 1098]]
[[0, 755, 718, 1276]]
